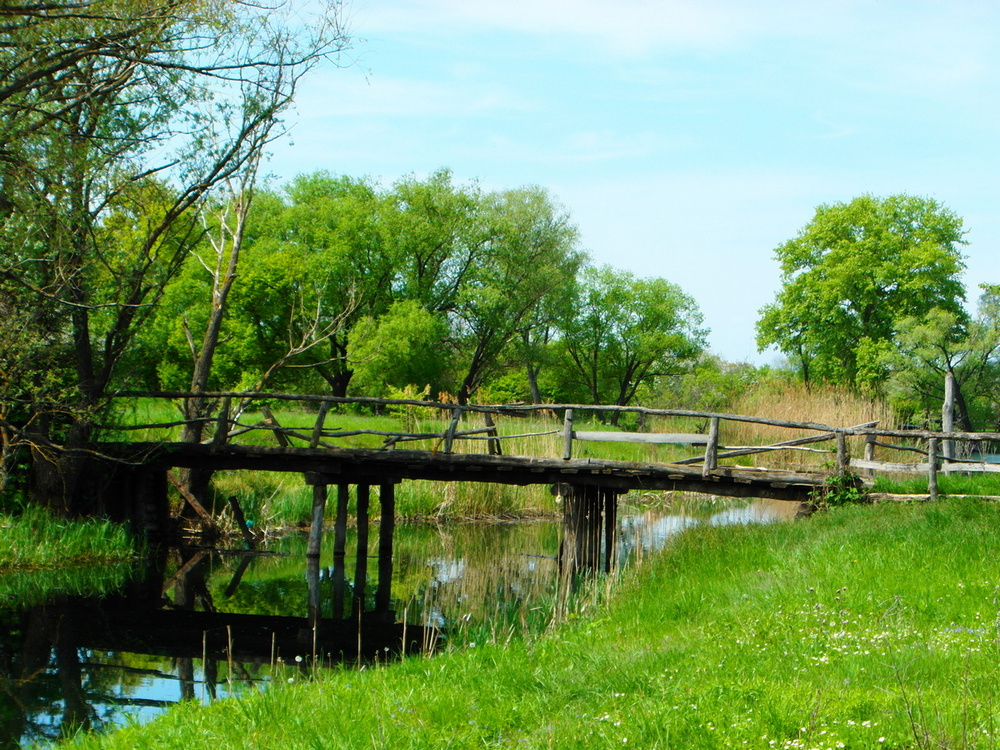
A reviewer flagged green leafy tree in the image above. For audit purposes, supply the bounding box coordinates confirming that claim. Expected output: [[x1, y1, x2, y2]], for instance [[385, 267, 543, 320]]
[[558, 266, 707, 423], [885, 287, 1000, 431], [382, 169, 485, 315], [451, 186, 583, 404], [756, 194, 967, 388], [349, 301, 451, 397], [0, 1, 350, 509]]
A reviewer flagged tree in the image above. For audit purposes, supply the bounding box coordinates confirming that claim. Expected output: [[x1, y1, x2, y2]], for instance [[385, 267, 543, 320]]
[[349, 301, 451, 397], [558, 266, 706, 423], [451, 186, 583, 404], [756, 194, 967, 388], [884, 287, 1000, 431], [0, 1, 350, 510]]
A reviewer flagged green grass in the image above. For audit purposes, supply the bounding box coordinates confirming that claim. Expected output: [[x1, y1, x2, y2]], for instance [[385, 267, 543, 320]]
[[64, 499, 1000, 749], [872, 471, 1000, 497], [0, 506, 137, 571]]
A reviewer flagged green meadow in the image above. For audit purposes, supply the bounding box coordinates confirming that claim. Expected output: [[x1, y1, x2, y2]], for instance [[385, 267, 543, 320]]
[[63, 499, 1000, 749]]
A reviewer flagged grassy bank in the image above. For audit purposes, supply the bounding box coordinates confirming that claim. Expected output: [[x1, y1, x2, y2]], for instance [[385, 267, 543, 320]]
[[66, 499, 1000, 749], [0, 506, 136, 572]]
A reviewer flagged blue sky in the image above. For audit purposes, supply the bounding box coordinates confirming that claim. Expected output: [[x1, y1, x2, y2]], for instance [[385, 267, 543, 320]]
[[265, 0, 1000, 364]]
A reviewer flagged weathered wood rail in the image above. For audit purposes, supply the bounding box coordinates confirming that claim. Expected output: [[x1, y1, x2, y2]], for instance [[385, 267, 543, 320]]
[[100, 391, 1000, 500]]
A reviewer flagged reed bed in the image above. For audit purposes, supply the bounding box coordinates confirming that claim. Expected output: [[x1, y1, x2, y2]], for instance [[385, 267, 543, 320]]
[[722, 381, 899, 471]]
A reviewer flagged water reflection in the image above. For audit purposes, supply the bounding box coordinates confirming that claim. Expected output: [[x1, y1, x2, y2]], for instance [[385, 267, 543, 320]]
[[0, 498, 795, 747]]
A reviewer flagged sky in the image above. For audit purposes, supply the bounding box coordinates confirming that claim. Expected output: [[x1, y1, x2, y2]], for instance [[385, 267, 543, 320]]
[[264, 0, 1000, 364]]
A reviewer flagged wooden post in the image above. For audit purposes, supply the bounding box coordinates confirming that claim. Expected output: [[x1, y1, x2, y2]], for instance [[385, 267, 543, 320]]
[[562, 409, 574, 460], [307, 553, 322, 631], [311, 400, 331, 449], [928, 437, 939, 501], [603, 488, 617, 574], [261, 406, 290, 448], [375, 483, 396, 617], [864, 434, 876, 478], [227, 496, 255, 549], [353, 484, 370, 615], [942, 372, 956, 473], [836, 432, 849, 474], [484, 412, 502, 456], [306, 484, 327, 558], [560, 485, 603, 576], [332, 483, 349, 621], [443, 408, 461, 454], [702, 417, 719, 478]]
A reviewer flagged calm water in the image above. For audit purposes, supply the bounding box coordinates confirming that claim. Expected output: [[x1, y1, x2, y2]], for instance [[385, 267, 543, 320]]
[[0, 499, 796, 748]]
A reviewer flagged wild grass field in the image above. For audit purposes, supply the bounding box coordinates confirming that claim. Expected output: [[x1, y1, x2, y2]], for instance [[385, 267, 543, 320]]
[[0, 505, 136, 572]]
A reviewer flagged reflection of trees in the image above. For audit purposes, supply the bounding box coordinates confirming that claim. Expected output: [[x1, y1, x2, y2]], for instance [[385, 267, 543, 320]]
[[1, 601, 115, 747]]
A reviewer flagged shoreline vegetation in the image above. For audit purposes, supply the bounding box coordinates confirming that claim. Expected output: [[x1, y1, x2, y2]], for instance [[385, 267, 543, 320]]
[[59, 498, 1000, 749], [0, 506, 136, 572]]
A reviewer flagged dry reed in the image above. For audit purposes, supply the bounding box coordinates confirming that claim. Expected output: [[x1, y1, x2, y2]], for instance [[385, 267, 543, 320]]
[[723, 381, 897, 471]]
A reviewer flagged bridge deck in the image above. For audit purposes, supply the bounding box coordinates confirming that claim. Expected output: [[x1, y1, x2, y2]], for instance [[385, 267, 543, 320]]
[[97, 442, 825, 501]]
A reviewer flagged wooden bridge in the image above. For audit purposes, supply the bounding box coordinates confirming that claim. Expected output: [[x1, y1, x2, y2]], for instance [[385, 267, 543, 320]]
[[85, 391, 1000, 579]]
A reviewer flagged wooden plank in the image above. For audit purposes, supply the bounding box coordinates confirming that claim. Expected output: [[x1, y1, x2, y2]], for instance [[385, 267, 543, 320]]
[[851, 459, 931, 473], [574, 431, 709, 445], [166, 470, 212, 521]]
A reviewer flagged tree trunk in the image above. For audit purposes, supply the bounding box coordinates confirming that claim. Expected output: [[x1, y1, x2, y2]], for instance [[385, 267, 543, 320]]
[[526, 364, 543, 404]]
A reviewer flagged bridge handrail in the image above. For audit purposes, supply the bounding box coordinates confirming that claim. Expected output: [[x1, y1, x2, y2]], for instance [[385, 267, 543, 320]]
[[96, 391, 1000, 498]]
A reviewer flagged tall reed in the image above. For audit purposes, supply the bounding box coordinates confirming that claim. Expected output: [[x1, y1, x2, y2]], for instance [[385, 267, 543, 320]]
[[724, 381, 897, 470]]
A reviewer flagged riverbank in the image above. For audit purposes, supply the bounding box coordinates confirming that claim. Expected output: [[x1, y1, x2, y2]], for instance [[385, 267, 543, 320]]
[[64, 498, 1000, 749], [0, 506, 135, 572]]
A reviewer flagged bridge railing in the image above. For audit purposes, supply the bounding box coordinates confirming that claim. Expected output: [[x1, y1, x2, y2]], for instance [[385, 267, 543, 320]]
[[106, 392, 1000, 495]]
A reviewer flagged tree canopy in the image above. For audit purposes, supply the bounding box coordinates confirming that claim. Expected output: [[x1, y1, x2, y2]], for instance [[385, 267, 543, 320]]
[[0, 0, 350, 507], [756, 194, 967, 388], [558, 266, 706, 422]]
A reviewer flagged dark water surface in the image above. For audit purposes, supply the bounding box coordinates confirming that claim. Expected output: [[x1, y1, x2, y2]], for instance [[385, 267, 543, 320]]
[[0, 499, 795, 748]]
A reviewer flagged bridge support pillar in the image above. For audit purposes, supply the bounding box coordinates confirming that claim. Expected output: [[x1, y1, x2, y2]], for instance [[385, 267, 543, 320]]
[[304, 474, 400, 624], [557, 484, 623, 577]]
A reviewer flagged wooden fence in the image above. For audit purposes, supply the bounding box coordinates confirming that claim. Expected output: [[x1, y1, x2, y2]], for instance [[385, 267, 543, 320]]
[[109, 392, 1000, 498]]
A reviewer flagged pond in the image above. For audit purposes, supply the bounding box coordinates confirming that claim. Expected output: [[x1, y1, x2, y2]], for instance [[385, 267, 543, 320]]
[[0, 498, 797, 748]]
